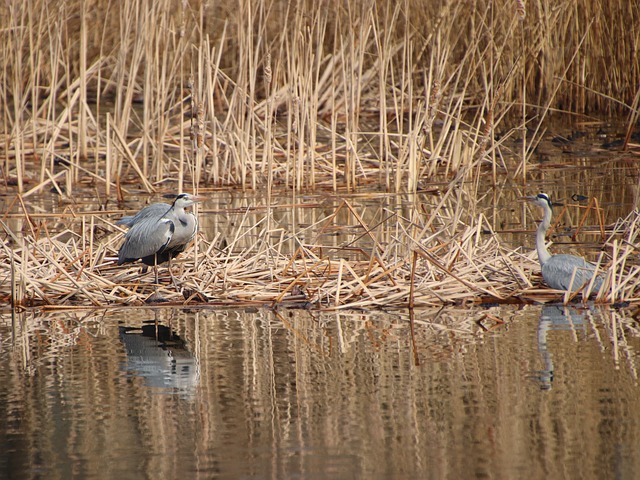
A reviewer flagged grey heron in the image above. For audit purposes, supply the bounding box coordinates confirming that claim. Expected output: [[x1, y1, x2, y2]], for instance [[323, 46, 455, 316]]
[[117, 193, 204, 290], [526, 193, 604, 294]]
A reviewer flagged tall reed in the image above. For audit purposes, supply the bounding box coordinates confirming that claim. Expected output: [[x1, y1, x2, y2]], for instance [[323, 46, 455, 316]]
[[0, 0, 638, 193]]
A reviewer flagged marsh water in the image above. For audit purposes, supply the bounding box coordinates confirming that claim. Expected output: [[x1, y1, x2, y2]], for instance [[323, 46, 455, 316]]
[[2, 121, 640, 478], [1, 305, 640, 479]]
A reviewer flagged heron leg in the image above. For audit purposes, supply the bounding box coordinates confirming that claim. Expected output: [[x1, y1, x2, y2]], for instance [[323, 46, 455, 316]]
[[167, 256, 180, 288], [146, 253, 168, 303], [154, 253, 160, 286]]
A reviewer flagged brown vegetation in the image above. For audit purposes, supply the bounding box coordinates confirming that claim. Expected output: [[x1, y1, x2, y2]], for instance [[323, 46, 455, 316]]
[[1, 0, 640, 308]]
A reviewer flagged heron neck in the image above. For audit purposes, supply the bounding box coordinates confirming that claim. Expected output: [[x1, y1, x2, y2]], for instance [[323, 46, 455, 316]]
[[536, 205, 553, 266], [174, 206, 186, 220], [174, 206, 196, 231]]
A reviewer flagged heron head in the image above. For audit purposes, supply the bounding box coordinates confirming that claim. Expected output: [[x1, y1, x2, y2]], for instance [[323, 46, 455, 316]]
[[525, 193, 553, 210], [166, 193, 206, 208]]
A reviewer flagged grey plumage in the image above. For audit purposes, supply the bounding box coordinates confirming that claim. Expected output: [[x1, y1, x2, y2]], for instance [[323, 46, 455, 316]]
[[117, 193, 203, 269], [116, 202, 172, 229], [526, 193, 604, 293]]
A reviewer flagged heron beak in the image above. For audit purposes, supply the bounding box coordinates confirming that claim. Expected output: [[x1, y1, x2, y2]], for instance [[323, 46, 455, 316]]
[[183, 194, 206, 208]]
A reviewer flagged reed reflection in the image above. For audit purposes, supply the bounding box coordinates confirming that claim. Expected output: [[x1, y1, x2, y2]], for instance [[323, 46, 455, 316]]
[[2, 306, 640, 479]]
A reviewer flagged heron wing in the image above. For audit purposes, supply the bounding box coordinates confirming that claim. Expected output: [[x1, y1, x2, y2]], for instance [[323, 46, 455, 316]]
[[118, 217, 174, 264], [116, 203, 172, 228], [542, 254, 603, 292]]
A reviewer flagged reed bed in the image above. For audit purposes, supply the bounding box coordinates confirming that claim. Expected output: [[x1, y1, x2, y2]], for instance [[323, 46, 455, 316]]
[[1, 0, 640, 309], [1, 188, 639, 309]]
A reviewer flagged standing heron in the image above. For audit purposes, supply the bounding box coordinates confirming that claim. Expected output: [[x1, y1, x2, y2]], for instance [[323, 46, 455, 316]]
[[117, 193, 204, 291], [526, 193, 604, 294]]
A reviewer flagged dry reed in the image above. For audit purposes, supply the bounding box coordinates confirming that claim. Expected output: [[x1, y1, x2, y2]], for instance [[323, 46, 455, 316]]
[[1, 1, 640, 309], [1, 0, 639, 193]]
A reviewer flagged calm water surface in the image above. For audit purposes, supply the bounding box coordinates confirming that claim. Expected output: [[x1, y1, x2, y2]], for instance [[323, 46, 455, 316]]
[[1, 305, 639, 479]]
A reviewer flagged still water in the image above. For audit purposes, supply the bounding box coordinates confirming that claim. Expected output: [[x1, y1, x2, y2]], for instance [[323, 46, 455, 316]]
[[1, 305, 639, 479]]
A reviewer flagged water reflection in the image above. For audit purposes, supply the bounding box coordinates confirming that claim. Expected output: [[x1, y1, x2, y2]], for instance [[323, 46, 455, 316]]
[[1, 306, 640, 479], [533, 305, 590, 390], [119, 317, 199, 396], [532, 305, 640, 393]]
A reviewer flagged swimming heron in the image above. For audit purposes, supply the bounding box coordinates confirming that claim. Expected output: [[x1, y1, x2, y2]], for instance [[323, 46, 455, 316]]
[[526, 193, 604, 294], [117, 193, 204, 289]]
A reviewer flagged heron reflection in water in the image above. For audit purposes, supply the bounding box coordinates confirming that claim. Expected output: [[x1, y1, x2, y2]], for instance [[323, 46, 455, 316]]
[[119, 322, 199, 395], [533, 305, 589, 390]]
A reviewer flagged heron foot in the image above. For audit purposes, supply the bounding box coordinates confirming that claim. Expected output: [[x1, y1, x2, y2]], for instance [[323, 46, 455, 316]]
[[145, 292, 170, 304]]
